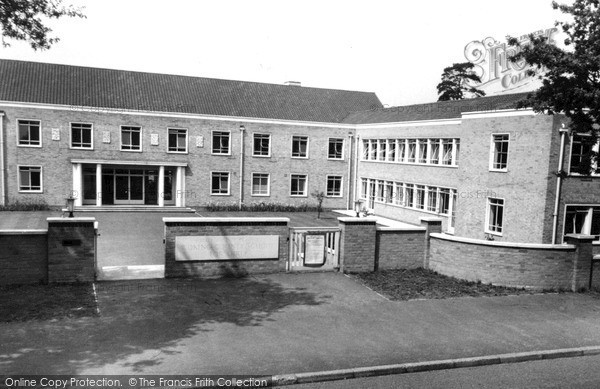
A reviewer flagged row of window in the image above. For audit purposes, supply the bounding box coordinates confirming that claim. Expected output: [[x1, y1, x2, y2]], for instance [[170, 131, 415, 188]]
[[17, 120, 346, 159], [214, 173, 343, 197], [360, 178, 456, 216], [16, 165, 343, 198], [361, 138, 460, 166]]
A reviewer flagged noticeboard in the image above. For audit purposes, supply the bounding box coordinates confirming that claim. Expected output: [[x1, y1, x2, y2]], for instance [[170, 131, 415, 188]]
[[303, 233, 326, 267]]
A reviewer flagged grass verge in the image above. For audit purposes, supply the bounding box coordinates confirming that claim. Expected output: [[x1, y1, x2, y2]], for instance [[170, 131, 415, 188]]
[[351, 268, 543, 301], [0, 283, 98, 322]]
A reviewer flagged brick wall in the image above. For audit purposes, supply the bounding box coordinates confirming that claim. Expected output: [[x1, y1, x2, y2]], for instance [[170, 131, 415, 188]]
[[1, 106, 352, 209], [376, 228, 426, 270], [0, 231, 48, 285], [429, 233, 592, 291], [47, 218, 96, 283], [164, 217, 289, 278], [338, 217, 377, 273]]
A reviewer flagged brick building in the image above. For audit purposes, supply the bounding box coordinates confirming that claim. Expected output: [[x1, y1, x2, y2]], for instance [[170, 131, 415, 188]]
[[0, 59, 598, 244]]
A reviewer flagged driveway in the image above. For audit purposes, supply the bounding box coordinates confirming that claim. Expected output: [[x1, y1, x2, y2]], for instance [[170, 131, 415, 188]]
[[1, 273, 600, 375]]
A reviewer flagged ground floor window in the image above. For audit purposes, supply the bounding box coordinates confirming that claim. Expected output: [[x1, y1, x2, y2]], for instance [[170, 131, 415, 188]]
[[290, 174, 307, 196], [486, 197, 504, 235], [326, 175, 342, 197], [564, 205, 600, 241], [211, 172, 230, 195], [252, 173, 270, 196], [18, 166, 42, 192]]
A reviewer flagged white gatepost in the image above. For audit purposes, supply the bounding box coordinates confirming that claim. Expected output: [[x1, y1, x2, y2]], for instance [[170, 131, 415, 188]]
[[175, 166, 184, 207], [158, 166, 165, 207], [96, 163, 102, 206], [72, 163, 83, 207]]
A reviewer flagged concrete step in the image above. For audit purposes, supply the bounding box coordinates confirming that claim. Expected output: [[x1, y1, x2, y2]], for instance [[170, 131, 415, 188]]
[[76, 206, 196, 213], [97, 265, 165, 281]]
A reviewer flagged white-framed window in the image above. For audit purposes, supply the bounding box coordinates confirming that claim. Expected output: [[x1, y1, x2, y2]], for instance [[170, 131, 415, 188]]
[[17, 119, 41, 147], [18, 165, 42, 192], [563, 205, 600, 241], [486, 197, 505, 235], [430, 139, 440, 164], [388, 140, 397, 162], [569, 134, 599, 174], [253, 133, 271, 157], [441, 139, 453, 165], [212, 131, 231, 155], [251, 173, 270, 196], [394, 182, 404, 206], [291, 136, 309, 158], [369, 139, 377, 160], [415, 185, 426, 209], [427, 187, 437, 212], [328, 138, 344, 160], [385, 181, 394, 203], [405, 184, 414, 207], [70, 122, 93, 149], [490, 134, 510, 171], [361, 178, 368, 199], [362, 139, 370, 160], [376, 180, 385, 202], [377, 140, 386, 161], [326, 175, 343, 197], [211, 172, 230, 195], [121, 126, 142, 151], [168, 128, 187, 153], [407, 139, 416, 163], [418, 139, 428, 163], [290, 174, 307, 196], [439, 188, 451, 215]]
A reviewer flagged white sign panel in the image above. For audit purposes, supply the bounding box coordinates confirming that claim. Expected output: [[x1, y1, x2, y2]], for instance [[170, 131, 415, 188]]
[[304, 234, 326, 266], [175, 235, 279, 261]]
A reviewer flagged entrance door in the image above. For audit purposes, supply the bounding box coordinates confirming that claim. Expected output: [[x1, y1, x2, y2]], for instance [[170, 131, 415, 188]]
[[368, 181, 376, 209], [114, 170, 145, 204]]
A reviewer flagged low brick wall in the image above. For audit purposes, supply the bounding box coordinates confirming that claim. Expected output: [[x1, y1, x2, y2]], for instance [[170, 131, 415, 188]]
[[47, 218, 96, 283], [376, 227, 426, 270], [0, 230, 48, 285], [429, 233, 592, 291], [338, 217, 377, 273], [164, 217, 289, 279]]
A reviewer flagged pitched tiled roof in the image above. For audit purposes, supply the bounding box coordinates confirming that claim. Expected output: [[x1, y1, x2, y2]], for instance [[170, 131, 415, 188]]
[[0, 59, 382, 123], [341, 92, 532, 124]]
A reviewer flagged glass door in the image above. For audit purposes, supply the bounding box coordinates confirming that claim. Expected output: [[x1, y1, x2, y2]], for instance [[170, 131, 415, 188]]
[[114, 169, 145, 205]]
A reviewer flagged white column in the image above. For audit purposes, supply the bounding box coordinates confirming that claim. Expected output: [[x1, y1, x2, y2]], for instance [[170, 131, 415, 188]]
[[95, 163, 102, 206], [175, 166, 184, 207], [72, 163, 83, 207], [158, 166, 165, 207]]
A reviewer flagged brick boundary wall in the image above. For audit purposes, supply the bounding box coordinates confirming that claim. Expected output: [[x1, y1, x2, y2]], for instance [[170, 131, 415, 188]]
[[0, 230, 48, 285], [163, 217, 289, 279], [47, 217, 97, 283], [375, 227, 426, 270], [428, 233, 594, 291], [338, 217, 377, 273]]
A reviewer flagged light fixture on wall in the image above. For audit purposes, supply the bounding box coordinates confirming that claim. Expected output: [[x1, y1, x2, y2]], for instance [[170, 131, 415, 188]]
[[65, 195, 75, 218]]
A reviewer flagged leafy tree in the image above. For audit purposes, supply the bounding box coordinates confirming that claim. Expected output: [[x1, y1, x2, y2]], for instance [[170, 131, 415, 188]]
[[436, 62, 486, 101], [508, 0, 600, 174], [0, 0, 86, 50]]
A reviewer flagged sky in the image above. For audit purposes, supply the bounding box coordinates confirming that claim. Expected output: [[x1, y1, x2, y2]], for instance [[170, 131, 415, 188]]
[[0, 0, 571, 107]]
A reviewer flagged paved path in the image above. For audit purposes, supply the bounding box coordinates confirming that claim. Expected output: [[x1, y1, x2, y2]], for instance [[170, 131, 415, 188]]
[[1, 273, 600, 375]]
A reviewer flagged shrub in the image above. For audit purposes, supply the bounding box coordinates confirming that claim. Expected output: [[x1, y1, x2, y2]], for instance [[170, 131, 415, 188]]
[[0, 200, 51, 211], [204, 201, 319, 212]]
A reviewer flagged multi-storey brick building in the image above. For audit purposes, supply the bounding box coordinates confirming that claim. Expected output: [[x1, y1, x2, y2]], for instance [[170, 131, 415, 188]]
[[0, 59, 598, 245]]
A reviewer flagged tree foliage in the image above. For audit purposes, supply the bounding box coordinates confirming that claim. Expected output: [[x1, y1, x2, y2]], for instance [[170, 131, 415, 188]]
[[508, 0, 600, 174], [0, 0, 85, 50], [436, 62, 486, 101]]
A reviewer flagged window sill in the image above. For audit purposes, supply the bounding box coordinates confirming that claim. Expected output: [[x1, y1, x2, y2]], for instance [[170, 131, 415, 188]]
[[120, 149, 143, 153], [167, 151, 189, 154], [210, 193, 231, 196], [211, 152, 232, 156], [17, 144, 42, 148], [484, 230, 503, 237], [19, 190, 43, 193], [70, 147, 94, 150], [489, 169, 508, 173], [360, 160, 458, 168]]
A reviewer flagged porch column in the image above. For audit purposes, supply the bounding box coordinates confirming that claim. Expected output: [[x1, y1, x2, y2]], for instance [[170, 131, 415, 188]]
[[72, 163, 83, 207], [158, 166, 165, 207], [175, 166, 184, 207], [96, 163, 102, 206]]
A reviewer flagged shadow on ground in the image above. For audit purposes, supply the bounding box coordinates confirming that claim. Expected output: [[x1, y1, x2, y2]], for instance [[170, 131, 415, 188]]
[[0, 276, 331, 374]]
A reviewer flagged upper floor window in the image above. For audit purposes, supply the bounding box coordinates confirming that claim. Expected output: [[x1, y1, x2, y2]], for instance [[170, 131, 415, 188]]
[[71, 123, 93, 149], [486, 197, 505, 235], [326, 175, 342, 197], [168, 128, 187, 153], [211, 172, 230, 195], [253, 133, 271, 157], [569, 134, 598, 174], [212, 131, 230, 155], [121, 126, 142, 151], [490, 134, 509, 171], [18, 119, 41, 147], [291, 136, 308, 158], [18, 166, 42, 192], [328, 138, 344, 160]]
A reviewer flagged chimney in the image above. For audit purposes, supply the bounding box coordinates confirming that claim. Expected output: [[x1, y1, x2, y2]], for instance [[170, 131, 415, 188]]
[[284, 81, 301, 87]]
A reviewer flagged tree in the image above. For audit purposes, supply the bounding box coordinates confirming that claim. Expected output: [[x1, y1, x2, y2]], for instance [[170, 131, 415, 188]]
[[507, 0, 600, 174], [436, 62, 486, 101], [311, 190, 325, 219], [0, 0, 86, 50]]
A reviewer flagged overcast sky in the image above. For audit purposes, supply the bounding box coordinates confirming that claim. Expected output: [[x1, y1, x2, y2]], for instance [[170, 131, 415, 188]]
[[0, 0, 570, 107]]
